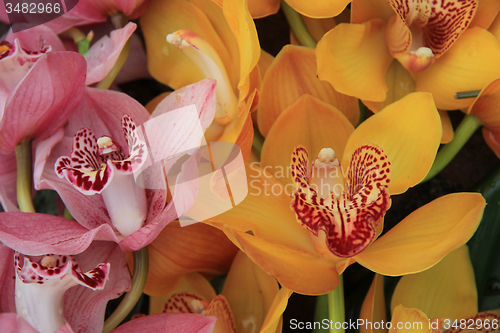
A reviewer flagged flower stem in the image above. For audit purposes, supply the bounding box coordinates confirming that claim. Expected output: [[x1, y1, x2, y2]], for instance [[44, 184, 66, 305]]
[[328, 274, 345, 333], [15, 141, 35, 213], [313, 294, 329, 333], [102, 246, 149, 333], [423, 114, 483, 182], [281, 1, 317, 48]]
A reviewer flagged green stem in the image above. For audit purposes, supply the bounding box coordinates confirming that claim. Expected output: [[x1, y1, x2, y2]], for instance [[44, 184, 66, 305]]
[[328, 275, 344, 333], [313, 294, 329, 333], [15, 141, 35, 213], [252, 126, 265, 159], [102, 247, 149, 333], [423, 114, 482, 182], [357, 100, 367, 128], [96, 37, 131, 90], [281, 1, 317, 48]]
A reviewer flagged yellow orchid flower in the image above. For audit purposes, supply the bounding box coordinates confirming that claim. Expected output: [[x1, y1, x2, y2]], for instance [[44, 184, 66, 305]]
[[360, 246, 500, 333], [140, 0, 260, 159], [211, 0, 280, 18], [204, 92, 485, 295], [149, 251, 292, 333], [284, 0, 352, 19], [316, 0, 500, 112]]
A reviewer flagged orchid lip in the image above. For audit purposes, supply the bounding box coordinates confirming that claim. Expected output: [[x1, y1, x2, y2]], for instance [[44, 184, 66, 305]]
[[55, 114, 149, 237], [14, 252, 110, 333], [291, 145, 392, 258]]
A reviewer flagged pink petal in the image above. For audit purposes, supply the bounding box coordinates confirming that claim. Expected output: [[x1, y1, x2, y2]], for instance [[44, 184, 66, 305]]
[[0, 2, 9, 24], [85, 22, 137, 85], [150, 79, 216, 133], [115, 34, 151, 84], [64, 242, 131, 333], [0, 244, 15, 313], [0, 313, 40, 333], [0, 151, 18, 212], [4, 25, 65, 52], [112, 313, 216, 333], [0, 51, 87, 153]]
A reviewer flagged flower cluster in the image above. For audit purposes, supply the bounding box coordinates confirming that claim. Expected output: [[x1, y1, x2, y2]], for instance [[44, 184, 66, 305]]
[[0, 0, 499, 332]]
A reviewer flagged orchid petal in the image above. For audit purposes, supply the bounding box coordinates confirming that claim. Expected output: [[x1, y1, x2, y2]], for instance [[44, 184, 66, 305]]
[[355, 193, 485, 276], [440, 110, 454, 144], [64, 242, 131, 333], [143, 221, 238, 297], [284, 0, 350, 18], [343, 92, 441, 195], [222, 251, 279, 333], [390, 305, 430, 333], [415, 28, 500, 110], [0, 244, 15, 313], [391, 246, 477, 322], [359, 274, 386, 333], [0, 151, 18, 212], [469, 0, 500, 29], [4, 25, 65, 52], [351, 0, 394, 24], [85, 22, 136, 85], [247, 0, 280, 18], [317, 19, 393, 102], [0, 52, 86, 153], [112, 313, 216, 333], [0, 313, 40, 333], [261, 94, 354, 185], [258, 45, 358, 137]]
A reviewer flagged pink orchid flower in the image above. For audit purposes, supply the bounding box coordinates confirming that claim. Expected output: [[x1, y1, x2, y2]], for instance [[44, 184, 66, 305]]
[[0, 240, 131, 333], [0, 312, 216, 333], [32, 79, 216, 251]]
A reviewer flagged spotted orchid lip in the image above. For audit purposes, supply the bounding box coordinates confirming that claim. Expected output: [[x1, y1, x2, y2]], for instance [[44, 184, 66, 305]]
[[14, 252, 110, 333], [290, 145, 392, 258], [55, 114, 148, 196]]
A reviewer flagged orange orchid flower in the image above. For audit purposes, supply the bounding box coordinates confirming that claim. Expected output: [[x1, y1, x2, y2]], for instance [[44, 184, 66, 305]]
[[149, 251, 292, 333], [361, 246, 500, 333], [316, 0, 500, 113], [140, 0, 260, 159], [204, 92, 485, 295]]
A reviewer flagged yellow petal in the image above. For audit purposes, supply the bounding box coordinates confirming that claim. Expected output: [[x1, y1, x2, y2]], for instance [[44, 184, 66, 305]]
[[351, 0, 395, 24], [222, 251, 280, 333], [234, 112, 254, 162], [439, 110, 454, 144], [149, 273, 217, 314], [223, 0, 260, 100], [140, 0, 227, 88], [258, 45, 359, 137], [355, 193, 486, 276], [144, 221, 238, 297], [284, 0, 351, 18], [206, 295, 237, 333], [389, 305, 430, 333], [260, 287, 292, 333], [415, 27, 500, 110], [391, 246, 477, 321], [247, 0, 280, 18], [261, 94, 355, 185], [362, 60, 417, 113], [470, 0, 500, 29], [221, 226, 341, 295], [302, 16, 337, 42], [317, 19, 393, 102], [360, 274, 387, 333], [489, 12, 500, 40], [204, 163, 317, 254], [343, 92, 441, 195], [145, 92, 170, 114]]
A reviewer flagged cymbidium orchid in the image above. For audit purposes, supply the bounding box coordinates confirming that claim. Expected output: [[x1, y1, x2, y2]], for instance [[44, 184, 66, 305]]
[[148, 251, 291, 333], [204, 92, 486, 295], [316, 0, 500, 112], [31, 79, 216, 251], [360, 246, 500, 333], [140, 0, 259, 159], [0, 240, 131, 333]]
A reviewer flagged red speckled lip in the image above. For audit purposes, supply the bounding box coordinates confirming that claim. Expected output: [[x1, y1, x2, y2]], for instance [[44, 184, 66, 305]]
[[54, 114, 147, 195], [290, 145, 392, 258], [15, 252, 110, 290]]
